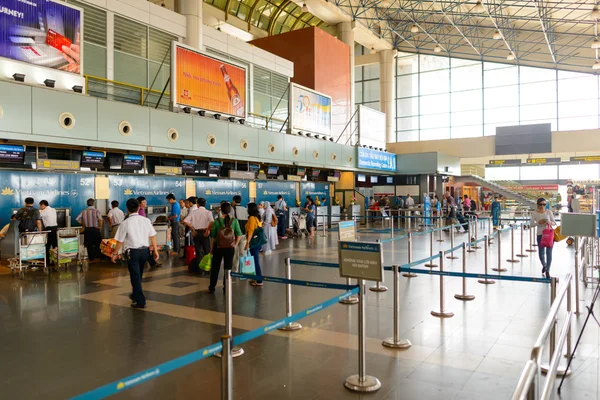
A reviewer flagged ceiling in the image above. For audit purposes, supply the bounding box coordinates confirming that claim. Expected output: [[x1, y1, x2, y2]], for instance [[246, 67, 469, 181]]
[[333, 0, 600, 73]]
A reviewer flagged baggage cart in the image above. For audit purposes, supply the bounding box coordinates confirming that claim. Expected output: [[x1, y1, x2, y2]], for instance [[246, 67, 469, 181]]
[[10, 231, 48, 279], [51, 227, 83, 271]]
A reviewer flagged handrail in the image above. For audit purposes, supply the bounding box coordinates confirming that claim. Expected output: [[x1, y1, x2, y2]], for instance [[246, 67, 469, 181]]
[[512, 273, 573, 400], [84, 74, 167, 96]]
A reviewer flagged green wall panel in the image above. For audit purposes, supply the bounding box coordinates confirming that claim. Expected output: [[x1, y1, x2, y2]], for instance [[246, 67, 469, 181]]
[[258, 130, 285, 160], [98, 99, 150, 146], [325, 141, 343, 167], [150, 109, 193, 151], [0, 81, 32, 135], [193, 117, 229, 155], [228, 124, 259, 158], [342, 145, 356, 169], [283, 134, 307, 164]]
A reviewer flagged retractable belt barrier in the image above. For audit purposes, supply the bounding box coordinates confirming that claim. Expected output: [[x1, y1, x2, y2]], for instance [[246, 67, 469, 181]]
[[231, 273, 356, 291]]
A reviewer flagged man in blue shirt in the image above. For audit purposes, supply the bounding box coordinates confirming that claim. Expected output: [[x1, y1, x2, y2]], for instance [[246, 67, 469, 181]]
[[167, 194, 181, 256]]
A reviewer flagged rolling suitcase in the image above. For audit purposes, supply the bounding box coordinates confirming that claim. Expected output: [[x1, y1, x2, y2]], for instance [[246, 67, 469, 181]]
[[186, 246, 196, 272]]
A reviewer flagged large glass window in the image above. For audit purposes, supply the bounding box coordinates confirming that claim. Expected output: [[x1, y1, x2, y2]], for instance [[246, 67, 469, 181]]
[[355, 44, 381, 112]]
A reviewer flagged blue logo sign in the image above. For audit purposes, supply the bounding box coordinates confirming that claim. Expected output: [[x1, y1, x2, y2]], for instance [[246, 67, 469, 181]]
[[109, 175, 185, 206], [255, 181, 297, 206], [357, 148, 397, 172], [301, 182, 330, 201], [196, 179, 249, 206]]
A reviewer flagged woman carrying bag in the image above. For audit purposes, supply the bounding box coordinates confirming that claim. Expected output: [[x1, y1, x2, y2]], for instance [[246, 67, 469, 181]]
[[530, 197, 556, 278], [261, 201, 279, 255], [245, 203, 267, 287], [207, 202, 243, 293]]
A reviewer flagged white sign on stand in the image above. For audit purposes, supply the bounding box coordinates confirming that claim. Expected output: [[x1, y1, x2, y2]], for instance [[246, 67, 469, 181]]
[[338, 221, 357, 241], [339, 241, 383, 282]]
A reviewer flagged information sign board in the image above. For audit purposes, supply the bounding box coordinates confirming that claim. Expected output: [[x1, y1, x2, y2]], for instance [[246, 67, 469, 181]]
[[338, 221, 356, 241], [338, 241, 383, 282]]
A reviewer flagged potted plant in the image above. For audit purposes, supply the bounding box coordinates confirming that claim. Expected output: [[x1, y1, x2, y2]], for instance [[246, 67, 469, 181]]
[[350, 196, 356, 206]]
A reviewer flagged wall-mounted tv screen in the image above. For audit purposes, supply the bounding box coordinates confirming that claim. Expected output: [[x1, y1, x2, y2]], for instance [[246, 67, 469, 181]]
[[370, 176, 378, 184], [267, 166, 279, 176], [312, 169, 321, 177], [249, 164, 260, 172], [297, 167, 306, 176], [386, 176, 394, 184], [182, 159, 196, 174], [208, 161, 222, 176], [0, 145, 25, 163], [81, 151, 105, 167], [357, 174, 366, 182], [122, 154, 144, 170]]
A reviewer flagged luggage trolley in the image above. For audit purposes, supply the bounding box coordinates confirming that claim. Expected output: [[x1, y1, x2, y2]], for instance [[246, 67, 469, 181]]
[[10, 231, 48, 279], [51, 227, 83, 271]]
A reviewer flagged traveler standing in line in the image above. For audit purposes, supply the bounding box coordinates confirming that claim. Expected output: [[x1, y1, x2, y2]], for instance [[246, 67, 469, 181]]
[[463, 195, 471, 211], [491, 195, 501, 229], [184, 197, 214, 267], [245, 203, 264, 287], [107, 200, 125, 238], [39, 200, 58, 266], [261, 201, 278, 254], [530, 198, 556, 279], [207, 202, 242, 293], [397, 195, 405, 209], [166, 194, 181, 256], [76, 198, 103, 263], [304, 198, 316, 238], [231, 195, 248, 271], [137, 196, 160, 268], [179, 199, 188, 220], [12, 197, 42, 233], [111, 198, 159, 309], [274, 195, 288, 240], [405, 194, 415, 208]]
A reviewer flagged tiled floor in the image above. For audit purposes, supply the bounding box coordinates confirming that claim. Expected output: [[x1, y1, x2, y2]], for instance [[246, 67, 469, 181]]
[[1, 222, 599, 399]]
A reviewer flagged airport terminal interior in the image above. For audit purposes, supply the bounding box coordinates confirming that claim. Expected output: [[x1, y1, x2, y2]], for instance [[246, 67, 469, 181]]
[[3, 0, 600, 399]]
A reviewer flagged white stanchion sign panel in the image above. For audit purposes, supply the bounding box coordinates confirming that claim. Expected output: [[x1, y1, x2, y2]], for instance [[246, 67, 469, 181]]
[[339, 241, 383, 282], [338, 220, 357, 241]]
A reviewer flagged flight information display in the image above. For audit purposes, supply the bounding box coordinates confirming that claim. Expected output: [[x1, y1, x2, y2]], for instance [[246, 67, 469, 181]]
[[0, 145, 25, 163], [81, 151, 105, 167], [122, 154, 144, 170]]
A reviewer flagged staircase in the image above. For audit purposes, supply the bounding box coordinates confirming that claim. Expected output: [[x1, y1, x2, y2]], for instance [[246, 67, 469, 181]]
[[455, 175, 537, 208]]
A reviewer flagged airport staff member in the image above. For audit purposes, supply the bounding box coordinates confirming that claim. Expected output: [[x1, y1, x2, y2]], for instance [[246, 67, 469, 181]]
[[39, 200, 58, 266], [107, 200, 125, 238], [184, 197, 214, 266], [166, 193, 181, 256], [111, 198, 158, 309], [76, 198, 102, 263]]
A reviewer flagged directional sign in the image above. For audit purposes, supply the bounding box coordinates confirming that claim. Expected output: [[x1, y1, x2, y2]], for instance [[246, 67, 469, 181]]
[[338, 241, 383, 282]]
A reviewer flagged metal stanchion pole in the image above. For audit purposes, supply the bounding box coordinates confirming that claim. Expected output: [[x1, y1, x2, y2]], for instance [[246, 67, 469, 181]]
[[478, 235, 495, 285], [221, 335, 232, 400], [278, 258, 302, 331], [516, 224, 528, 258], [320, 216, 327, 237], [344, 279, 382, 393], [467, 217, 475, 253], [487, 217, 494, 244], [492, 229, 507, 272], [216, 271, 244, 358], [382, 265, 412, 349], [390, 214, 394, 239], [506, 225, 519, 263], [574, 237, 581, 315], [566, 282, 573, 359], [541, 277, 571, 376], [403, 233, 417, 278], [431, 251, 454, 318], [472, 216, 481, 249], [446, 226, 458, 260], [527, 221, 536, 252], [340, 278, 359, 304], [424, 229, 438, 268], [437, 219, 445, 242], [370, 240, 388, 291], [407, 211, 412, 232], [455, 244, 475, 301]]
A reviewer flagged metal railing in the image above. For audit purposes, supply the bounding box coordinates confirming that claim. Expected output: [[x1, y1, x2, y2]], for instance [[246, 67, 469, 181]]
[[247, 112, 288, 132], [84, 75, 171, 110], [512, 273, 573, 400]]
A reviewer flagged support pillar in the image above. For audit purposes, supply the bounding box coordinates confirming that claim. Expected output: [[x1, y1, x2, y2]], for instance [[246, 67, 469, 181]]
[[176, 0, 203, 50], [337, 21, 355, 145], [379, 49, 395, 144]]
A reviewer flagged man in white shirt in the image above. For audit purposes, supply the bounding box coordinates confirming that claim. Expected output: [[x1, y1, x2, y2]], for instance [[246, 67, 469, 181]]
[[39, 200, 58, 266], [111, 198, 158, 309], [405, 194, 415, 208], [107, 200, 125, 238], [184, 197, 214, 266]]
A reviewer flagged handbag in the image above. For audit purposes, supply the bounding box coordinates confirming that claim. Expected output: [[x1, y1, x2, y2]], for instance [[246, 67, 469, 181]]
[[199, 253, 213, 272], [239, 251, 256, 274], [270, 214, 278, 227], [540, 224, 555, 248]]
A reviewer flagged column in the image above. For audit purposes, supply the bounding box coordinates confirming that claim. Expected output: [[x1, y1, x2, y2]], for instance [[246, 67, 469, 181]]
[[176, 0, 203, 49], [337, 21, 355, 145], [380, 49, 395, 144]]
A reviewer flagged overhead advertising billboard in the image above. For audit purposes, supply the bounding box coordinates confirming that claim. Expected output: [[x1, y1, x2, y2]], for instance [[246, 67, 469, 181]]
[[0, 0, 82, 74], [358, 105, 386, 149], [290, 83, 332, 136], [172, 42, 247, 118]]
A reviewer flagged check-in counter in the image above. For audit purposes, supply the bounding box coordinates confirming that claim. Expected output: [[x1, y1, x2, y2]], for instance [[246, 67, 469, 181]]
[[330, 205, 341, 226], [316, 206, 328, 227]]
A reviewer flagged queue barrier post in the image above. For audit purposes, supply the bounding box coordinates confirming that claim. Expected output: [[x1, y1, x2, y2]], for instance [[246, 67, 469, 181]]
[[455, 244, 475, 301], [446, 226, 458, 260], [370, 240, 389, 292], [321, 216, 327, 237], [216, 271, 244, 358], [467, 218, 476, 253], [431, 251, 454, 318], [424, 229, 438, 268], [478, 235, 495, 285], [390, 214, 394, 239], [472, 215, 481, 249], [402, 233, 417, 278], [221, 335, 233, 400], [407, 211, 412, 232], [344, 279, 382, 393], [340, 278, 359, 304], [278, 258, 302, 331], [437, 216, 445, 242], [574, 237, 581, 315], [382, 264, 412, 349], [488, 217, 494, 244], [492, 228, 507, 273], [527, 218, 536, 252], [516, 223, 528, 258], [506, 225, 519, 263], [540, 277, 572, 376]]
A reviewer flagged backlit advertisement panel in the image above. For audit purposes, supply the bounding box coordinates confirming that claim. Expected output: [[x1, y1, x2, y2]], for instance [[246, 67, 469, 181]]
[[0, 0, 82, 74], [290, 83, 332, 136], [172, 42, 247, 118]]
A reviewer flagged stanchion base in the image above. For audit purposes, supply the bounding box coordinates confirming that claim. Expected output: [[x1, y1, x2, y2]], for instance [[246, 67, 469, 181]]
[[278, 322, 302, 331], [431, 310, 454, 318], [526, 249, 537, 252], [344, 375, 382, 393], [478, 279, 496, 285], [492, 267, 508, 272], [516, 254, 528, 258], [369, 285, 388, 292], [436, 240, 445, 242], [446, 255, 459, 260], [471, 245, 481, 249], [402, 273, 417, 278], [382, 338, 412, 349], [423, 263, 438, 268], [339, 297, 359, 305], [467, 249, 476, 253], [214, 347, 245, 359], [506, 259, 520, 263], [454, 294, 476, 301], [540, 363, 571, 377]]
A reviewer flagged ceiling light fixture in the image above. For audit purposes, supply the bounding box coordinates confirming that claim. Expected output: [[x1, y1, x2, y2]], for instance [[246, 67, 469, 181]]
[[410, 24, 419, 33], [506, 52, 515, 61], [493, 30, 502, 40], [472, 0, 485, 13], [434, 45, 442, 53], [593, 4, 600, 19], [12, 73, 25, 82], [370, 47, 376, 54], [72, 85, 83, 93], [301, 3, 308, 12], [214, 113, 221, 120], [593, 60, 600, 70], [43, 79, 55, 88], [592, 37, 600, 49]]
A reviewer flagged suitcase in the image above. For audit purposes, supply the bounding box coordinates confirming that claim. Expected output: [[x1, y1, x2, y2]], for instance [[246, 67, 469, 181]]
[[185, 245, 196, 265]]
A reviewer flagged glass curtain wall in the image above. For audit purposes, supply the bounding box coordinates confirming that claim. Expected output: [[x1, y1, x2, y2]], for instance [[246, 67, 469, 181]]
[[396, 53, 600, 142], [355, 44, 380, 111]]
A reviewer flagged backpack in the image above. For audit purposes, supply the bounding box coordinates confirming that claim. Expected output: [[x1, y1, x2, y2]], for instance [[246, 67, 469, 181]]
[[270, 213, 278, 227], [233, 206, 247, 233], [216, 218, 236, 249], [18, 207, 38, 233], [249, 217, 268, 249]]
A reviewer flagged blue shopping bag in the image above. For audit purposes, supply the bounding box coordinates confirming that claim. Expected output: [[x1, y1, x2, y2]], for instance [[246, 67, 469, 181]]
[[239, 251, 256, 275]]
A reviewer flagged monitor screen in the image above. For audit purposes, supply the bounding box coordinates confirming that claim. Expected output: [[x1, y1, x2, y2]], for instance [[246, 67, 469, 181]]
[[249, 164, 260, 172], [208, 161, 222, 176], [267, 166, 279, 176], [0, 144, 25, 163], [182, 159, 196, 174], [122, 154, 144, 170], [81, 151, 105, 167], [297, 167, 305, 176], [386, 176, 394, 184], [370, 176, 378, 184], [312, 170, 321, 177], [357, 174, 366, 182], [333, 171, 341, 178]]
